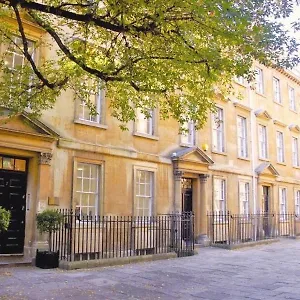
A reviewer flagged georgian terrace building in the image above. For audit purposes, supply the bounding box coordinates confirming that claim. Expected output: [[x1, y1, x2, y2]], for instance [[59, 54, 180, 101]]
[[0, 17, 300, 258]]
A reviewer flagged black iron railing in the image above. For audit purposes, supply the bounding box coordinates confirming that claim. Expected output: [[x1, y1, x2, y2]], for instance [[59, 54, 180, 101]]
[[207, 211, 299, 245], [50, 210, 195, 261]]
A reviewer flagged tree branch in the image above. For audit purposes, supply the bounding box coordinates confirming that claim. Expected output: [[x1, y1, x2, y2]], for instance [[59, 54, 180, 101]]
[[28, 11, 123, 82], [2, 0, 161, 34], [55, 2, 93, 9], [13, 5, 68, 89]]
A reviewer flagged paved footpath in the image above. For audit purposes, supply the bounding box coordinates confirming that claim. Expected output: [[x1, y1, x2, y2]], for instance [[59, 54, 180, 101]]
[[2, 239, 300, 300]]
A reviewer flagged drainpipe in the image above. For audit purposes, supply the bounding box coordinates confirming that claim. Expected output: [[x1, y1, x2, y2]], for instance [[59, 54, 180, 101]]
[[248, 84, 257, 213]]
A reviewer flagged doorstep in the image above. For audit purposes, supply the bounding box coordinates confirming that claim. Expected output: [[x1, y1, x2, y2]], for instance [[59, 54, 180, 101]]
[[0, 255, 32, 268]]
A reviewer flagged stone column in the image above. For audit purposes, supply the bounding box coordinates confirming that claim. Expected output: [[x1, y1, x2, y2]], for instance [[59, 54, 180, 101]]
[[38, 152, 53, 210], [33, 152, 53, 254], [196, 174, 210, 245], [173, 170, 183, 213]]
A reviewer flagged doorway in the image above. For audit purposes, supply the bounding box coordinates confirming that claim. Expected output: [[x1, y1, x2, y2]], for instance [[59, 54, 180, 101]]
[[262, 186, 270, 213], [181, 178, 193, 213], [262, 185, 271, 237], [0, 156, 28, 254], [181, 178, 193, 242]]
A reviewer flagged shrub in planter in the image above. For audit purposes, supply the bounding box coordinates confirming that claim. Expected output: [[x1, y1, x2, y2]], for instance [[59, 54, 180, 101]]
[[0, 206, 11, 233], [36, 209, 63, 269]]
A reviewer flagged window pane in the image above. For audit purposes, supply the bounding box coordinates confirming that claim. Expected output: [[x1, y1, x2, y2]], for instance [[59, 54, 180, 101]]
[[89, 194, 96, 208], [139, 183, 145, 195], [273, 77, 281, 103], [14, 54, 24, 67], [213, 108, 224, 152], [256, 68, 264, 93], [83, 164, 90, 178], [75, 163, 100, 217], [90, 179, 97, 192], [76, 83, 103, 123], [81, 193, 89, 207], [14, 159, 26, 171], [3, 157, 14, 170], [136, 109, 154, 135], [181, 121, 195, 145], [214, 178, 226, 213], [83, 179, 90, 192], [135, 170, 153, 217], [88, 207, 95, 217], [4, 54, 13, 68]]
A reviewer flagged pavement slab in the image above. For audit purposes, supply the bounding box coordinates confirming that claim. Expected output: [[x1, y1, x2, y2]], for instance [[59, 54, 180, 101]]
[[1, 239, 300, 299]]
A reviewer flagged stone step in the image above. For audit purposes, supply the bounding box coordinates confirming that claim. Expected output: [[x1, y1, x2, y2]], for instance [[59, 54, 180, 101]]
[[0, 255, 32, 268]]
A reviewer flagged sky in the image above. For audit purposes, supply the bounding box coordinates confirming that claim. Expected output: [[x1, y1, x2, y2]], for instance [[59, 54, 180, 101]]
[[282, 7, 300, 73]]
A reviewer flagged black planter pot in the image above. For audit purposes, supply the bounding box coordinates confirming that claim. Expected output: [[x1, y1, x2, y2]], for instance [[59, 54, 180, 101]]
[[35, 249, 59, 269]]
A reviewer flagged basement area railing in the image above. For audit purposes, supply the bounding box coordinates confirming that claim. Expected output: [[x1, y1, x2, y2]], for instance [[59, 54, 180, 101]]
[[207, 211, 299, 245], [50, 210, 195, 261]]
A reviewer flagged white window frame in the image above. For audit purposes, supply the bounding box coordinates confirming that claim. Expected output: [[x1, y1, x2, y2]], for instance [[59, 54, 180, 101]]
[[213, 177, 226, 213], [212, 107, 225, 153], [276, 131, 285, 163], [135, 108, 155, 136], [295, 190, 300, 216], [273, 77, 281, 103], [258, 124, 268, 159], [74, 161, 102, 218], [4, 36, 35, 70], [255, 67, 264, 94], [237, 116, 248, 158], [235, 76, 246, 86], [76, 87, 105, 125], [181, 120, 196, 146], [239, 181, 250, 215], [134, 167, 155, 217], [3, 36, 36, 98], [292, 137, 300, 167], [289, 86, 296, 111], [279, 187, 287, 220]]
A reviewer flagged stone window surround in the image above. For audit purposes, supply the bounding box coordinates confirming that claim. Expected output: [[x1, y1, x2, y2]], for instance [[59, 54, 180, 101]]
[[133, 165, 157, 217], [72, 157, 104, 216]]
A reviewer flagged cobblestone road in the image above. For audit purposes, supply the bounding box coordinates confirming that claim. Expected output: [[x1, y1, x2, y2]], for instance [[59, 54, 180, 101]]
[[1, 239, 300, 299]]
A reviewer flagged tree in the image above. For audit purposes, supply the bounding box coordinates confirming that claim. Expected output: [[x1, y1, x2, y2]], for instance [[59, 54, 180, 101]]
[[0, 0, 299, 129]]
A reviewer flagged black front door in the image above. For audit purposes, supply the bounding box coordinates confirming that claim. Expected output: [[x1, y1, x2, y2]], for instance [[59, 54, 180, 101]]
[[0, 157, 27, 254], [181, 178, 193, 241], [262, 186, 270, 237], [182, 178, 193, 213], [263, 186, 270, 213]]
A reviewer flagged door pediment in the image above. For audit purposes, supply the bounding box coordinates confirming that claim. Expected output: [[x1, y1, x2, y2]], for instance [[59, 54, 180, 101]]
[[171, 147, 214, 165], [255, 162, 279, 177], [0, 111, 59, 139]]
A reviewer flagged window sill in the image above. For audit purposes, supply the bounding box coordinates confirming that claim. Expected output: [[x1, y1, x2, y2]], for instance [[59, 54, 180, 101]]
[[289, 109, 298, 114], [180, 143, 196, 148], [255, 91, 266, 98], [133, 132, 159, 140], [258, 157, 270, 162], [234, 81, 247, 88], [74, 119, 108, 129], [237, 156, 250, 161], [211, 150, 227, 156], [293, 165, 300, 169], [277, 162, 286, 166], [274, 101, 283, 106]]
